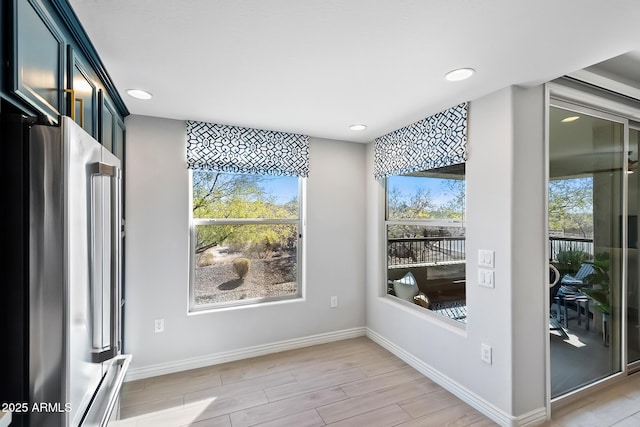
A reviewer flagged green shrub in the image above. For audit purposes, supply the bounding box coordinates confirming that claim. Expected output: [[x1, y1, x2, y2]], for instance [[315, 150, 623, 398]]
[[556, 250, 590, 276], [232, 257, 251, 279], [197, 251, 215, 267]]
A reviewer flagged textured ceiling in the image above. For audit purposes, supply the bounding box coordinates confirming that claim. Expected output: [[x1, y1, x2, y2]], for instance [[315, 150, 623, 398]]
[[69, 0, 640, 143]]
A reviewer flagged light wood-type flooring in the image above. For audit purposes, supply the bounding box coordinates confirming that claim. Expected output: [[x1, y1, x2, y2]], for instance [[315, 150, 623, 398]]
[[109, 336, 640, 427]]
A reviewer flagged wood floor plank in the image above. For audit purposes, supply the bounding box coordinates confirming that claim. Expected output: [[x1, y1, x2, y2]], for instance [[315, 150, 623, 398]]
[[135, 390, 269, 427], [120, 386, 185, 410], [316, 378, 440, 424], [339, 366, 425, 397], [288, 347, 396, 380], [120, 395, 184, 418], [398, 388, 464, 418], [181, 414, 232, 427], [187, 390, 273, 425], [547, 375, 640, 427], [125, 399, 214, 427], [213, 350, 309, 379], [467, 418, 503, 426], [585, 395, 640, 426], [184, 370, 296, 405], [324, 404, 411, 427], [395, 402, 493, 427], [264, 367, 367, 402], [251, 409, 326, 427], [611, 417, 640, 427], [123, 371, 222, 408], [220, 339, 383, 385], [120, 379, 145, 394], [106, 419, 137, 427], [220, 355, 314, 385], [229, 387, 347, 427], [143, 367, 221, 390], [358, 355, 409, 377]]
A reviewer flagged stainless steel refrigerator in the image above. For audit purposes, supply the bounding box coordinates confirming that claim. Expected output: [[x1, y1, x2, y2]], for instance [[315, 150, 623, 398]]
[[28, 116, 131, 426]]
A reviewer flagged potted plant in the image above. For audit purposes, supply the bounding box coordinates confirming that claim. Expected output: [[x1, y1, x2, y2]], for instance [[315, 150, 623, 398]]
[[581, 252, 611, 346]]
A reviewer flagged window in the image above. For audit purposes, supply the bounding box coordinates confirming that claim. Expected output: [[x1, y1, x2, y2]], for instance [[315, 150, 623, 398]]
[[189, 170, 302, 310], [385, 164, 467, 323]]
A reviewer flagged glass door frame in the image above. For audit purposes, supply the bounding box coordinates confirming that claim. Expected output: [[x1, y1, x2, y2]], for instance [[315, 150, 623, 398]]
[[629, 123, 640, 374], [546, 79, 640, 410]]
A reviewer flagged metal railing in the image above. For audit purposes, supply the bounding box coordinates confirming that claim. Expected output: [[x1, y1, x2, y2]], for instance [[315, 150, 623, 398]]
[[549, 236, 594, 260], [387, 236, 595, 267], [388, 237, 465, 267]]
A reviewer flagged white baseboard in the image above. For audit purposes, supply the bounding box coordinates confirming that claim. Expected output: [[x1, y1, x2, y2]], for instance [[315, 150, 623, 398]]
[[125, 327, 367, 381], [516, 408, 548, 427], [365, 328, 547, 427]]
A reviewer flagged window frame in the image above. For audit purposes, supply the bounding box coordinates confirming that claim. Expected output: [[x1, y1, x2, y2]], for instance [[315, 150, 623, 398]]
[[383, 170, 467, 324], [188, 171, 304, 312]]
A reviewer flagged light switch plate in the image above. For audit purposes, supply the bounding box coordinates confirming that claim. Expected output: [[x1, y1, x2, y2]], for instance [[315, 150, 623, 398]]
[[478, 249, 495, 268], [478, 268, 495, 288]]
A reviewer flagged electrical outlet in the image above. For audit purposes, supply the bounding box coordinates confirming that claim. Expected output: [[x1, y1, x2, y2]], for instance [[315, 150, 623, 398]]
[[330, 296, 338, 308], [154, 318, 164, 333], [481, 343, 492, 364]]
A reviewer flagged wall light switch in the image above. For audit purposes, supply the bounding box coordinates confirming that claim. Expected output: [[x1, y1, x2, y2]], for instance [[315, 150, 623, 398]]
[[478, 269, 495, 288], [478, 249, 495, 268]]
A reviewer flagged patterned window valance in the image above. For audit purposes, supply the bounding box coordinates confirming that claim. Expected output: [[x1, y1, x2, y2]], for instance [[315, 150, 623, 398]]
[[374, 103, 468, 179], [186, 121, 309, 177]]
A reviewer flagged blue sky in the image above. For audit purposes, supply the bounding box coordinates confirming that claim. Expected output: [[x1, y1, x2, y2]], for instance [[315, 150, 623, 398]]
[[387, 175, 465, 207], [260, 174, 465, 206], [262, 175, 298, 204]]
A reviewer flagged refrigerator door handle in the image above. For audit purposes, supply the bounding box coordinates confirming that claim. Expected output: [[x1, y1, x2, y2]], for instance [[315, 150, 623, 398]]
[[89, 161, 120, 364], [91, 162, 117, 178]]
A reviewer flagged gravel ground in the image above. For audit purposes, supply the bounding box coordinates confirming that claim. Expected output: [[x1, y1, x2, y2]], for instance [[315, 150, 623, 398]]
[[194, 256, 297, 304]]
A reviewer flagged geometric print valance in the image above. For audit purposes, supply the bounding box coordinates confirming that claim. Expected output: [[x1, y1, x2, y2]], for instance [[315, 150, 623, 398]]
[[374, 102, 468, 179], [186, 121, 310, 177]]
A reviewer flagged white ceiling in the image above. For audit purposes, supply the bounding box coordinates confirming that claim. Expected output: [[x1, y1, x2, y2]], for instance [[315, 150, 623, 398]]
[[68, 0, 640, 143]]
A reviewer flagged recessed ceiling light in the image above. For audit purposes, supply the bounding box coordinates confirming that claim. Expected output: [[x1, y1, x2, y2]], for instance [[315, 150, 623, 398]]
[[561, 116, 580, 123], [126, 89, 153, 100], [349, 124, 367, 131], [445, 68, 475, 82]]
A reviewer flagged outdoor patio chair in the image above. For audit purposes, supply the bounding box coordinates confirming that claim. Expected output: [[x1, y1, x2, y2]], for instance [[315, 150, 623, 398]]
[[560, 263, 595, 288]]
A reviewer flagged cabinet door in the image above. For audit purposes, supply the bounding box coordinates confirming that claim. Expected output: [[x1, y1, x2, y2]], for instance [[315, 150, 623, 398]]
[[99, 89, 114, 152], [14, 0, 65, 121], [68, 46, 97, 137], [114, 117, 125, 161], [99, 90, 126, 160]]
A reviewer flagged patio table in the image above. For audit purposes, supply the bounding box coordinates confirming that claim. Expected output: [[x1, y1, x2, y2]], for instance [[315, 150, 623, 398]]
[[555, 291, 590, 330]]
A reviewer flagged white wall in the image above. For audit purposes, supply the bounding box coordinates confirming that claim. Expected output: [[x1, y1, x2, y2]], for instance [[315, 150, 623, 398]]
[[124, 87, 549, 423], [365, 86, 547, 424], [510, 86, 546, 416], [124, 115, 366, 373]]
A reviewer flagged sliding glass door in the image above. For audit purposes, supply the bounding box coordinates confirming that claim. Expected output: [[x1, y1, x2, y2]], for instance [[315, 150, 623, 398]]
[[548, 102, 624, 398], [629, 126, 640, 371]]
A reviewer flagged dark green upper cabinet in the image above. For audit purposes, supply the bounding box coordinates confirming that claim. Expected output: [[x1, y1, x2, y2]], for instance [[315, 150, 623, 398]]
[[100, 89, 125, 159], [114, 117, 125, 161], [68, 46, 97, 137], [5, 0, 129, 140], [14, 0, 65, 122], [100, 90, 114, 152]]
